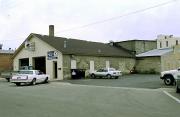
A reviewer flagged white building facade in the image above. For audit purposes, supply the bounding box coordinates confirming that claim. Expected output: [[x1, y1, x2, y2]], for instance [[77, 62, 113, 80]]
[[157, 34, 180, 49]]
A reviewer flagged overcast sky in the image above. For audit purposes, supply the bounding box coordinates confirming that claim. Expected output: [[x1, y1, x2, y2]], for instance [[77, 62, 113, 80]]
[[0, 0, 180, 49]]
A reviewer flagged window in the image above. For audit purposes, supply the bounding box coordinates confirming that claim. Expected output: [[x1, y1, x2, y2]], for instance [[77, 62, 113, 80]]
[[160, 42, 162, 48], [176, 40, 178, 45], [166, 41, 168, 47], [19, 70, 33, 74]]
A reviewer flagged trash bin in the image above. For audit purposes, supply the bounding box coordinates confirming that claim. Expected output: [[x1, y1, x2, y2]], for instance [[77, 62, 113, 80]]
[[71, 69, 85, 79]]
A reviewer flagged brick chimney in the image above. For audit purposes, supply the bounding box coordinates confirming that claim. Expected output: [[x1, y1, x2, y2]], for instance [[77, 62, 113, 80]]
[[0, 44, 2, 50], [49, 25, 54, 37]]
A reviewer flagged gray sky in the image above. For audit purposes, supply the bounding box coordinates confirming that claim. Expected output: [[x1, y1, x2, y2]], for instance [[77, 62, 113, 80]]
[[0, 0, 180, 49]]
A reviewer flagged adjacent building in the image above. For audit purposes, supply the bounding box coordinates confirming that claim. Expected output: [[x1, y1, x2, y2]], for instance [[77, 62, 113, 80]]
[[115, 40, 156, 55], [157, 34, 180, 49], [12, 25, 136, 80], [136, 35, 180, 73], [0, 44, 14, 73]]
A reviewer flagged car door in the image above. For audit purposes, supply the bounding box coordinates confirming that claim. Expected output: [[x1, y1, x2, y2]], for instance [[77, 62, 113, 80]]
[[95, 69, 103, 77], [35, 71, 44, 83], [101, 69, 108, 77]]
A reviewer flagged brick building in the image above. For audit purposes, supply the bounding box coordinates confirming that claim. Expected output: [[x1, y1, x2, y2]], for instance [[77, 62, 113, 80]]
[[0, 44, 14, 73]]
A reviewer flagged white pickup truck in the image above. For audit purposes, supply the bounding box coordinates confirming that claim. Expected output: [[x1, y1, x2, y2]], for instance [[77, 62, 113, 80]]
[[10, 70, 49, 86], [160, 68, 180, 85]]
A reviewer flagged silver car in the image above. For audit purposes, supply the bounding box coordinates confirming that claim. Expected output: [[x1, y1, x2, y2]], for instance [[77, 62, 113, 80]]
[[90, 68, 122, 79]]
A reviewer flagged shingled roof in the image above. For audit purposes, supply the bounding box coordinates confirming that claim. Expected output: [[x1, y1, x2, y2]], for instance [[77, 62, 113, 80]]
[[33, 34, 134, 58], [13, 33, 134, 58]]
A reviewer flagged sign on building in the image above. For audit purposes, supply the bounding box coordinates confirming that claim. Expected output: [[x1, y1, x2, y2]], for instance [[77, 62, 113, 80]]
[[47, 51, 58, 60]]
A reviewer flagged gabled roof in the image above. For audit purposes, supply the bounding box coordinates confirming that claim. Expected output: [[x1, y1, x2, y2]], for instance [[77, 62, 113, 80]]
[[33, 34, 134, 57], [13, 33, 134, 58], [136, 48, 173, 57]]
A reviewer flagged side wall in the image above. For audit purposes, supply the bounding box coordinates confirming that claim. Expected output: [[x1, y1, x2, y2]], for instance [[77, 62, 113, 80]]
[[13, 36, 63, 80], [0, 54, 13, 72], [135, 41, 157, 54], [161, 45, 180, 71], [63, 55, 135, 79], [116, 41, 156, 55], [136, 57, 161, 73]]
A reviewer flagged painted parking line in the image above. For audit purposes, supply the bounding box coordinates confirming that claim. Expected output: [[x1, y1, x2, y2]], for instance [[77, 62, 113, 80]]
[[52, 82, 160, 92], [163, 91, 180, 104]]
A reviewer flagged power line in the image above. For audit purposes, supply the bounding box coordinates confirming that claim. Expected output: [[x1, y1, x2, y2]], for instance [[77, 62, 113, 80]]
[[55, 0, 178, 34]]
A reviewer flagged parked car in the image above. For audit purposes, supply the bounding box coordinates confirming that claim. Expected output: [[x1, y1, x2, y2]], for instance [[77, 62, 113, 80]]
[[90, 68, 122, 79], [10, 70, 49, 86], [160, 68, 180, 85], [175, 77, 180, 93], [0, 71, 19, 82]]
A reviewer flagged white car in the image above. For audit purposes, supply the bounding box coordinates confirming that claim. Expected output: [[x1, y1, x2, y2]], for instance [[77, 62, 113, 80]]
[[10, 70, 49, 86], [160, 68, 180, 85], [90, 68, 122, 79]]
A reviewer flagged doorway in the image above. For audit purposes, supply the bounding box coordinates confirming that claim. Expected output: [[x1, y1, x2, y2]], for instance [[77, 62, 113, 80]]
[[53, 61, 57, 79], [33, 57, 46, 73], [19, 58, 29, 69]]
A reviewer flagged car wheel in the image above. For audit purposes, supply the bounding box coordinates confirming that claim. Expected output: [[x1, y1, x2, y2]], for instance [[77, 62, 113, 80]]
[[31, 78, 36, 85], [107, 74, 111, 79], [176, 85, 180, 93], [15, 83, 21, 86], [91, 74, 96, 79], [44, 77, 49, 83], [164, 76, 174, 85], [6, 78, 10, 82]]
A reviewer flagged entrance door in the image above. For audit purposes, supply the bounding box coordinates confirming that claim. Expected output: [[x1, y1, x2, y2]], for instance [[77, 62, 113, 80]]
[[53, 61, 57, 79], [33, 57, 46, 73], [71, 60, 77, 69], [19, 58, 29, 69]]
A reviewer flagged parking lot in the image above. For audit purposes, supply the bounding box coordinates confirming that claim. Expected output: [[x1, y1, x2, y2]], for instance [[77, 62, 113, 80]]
[[63, 74, 171, 89], [0, 74, 180, 117]]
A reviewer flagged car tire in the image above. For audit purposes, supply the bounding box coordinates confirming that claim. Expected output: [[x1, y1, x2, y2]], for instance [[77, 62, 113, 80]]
[[44, 77, 49, 83], [176, 85, 180, 93], [107, 74, 111, 79], [164, 76, 174, 85], [6, 78, 10, 82], [115, 76, 119, 79], [91, 74, 96, 79], [31, 78, 36, 85], [15, 83, 21, 86]]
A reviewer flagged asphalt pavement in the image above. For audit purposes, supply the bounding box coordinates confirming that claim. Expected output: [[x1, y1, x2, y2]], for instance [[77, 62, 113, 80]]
[[0, 77, 180, 117], [62, 74, 173, 89]]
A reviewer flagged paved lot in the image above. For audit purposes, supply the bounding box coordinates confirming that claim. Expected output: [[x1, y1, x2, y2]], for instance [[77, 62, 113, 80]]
[[0, 74, 180, 117], [62, 74, 173, 89]]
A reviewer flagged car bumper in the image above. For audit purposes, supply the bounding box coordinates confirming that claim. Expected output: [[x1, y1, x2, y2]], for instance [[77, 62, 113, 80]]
[[160, 76, 164, 79], [176, 78, 180, 86], [10, 79, 32, 83]]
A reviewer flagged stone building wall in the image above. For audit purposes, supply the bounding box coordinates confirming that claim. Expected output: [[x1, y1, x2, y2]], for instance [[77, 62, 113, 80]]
[[136, 57, 161, 73], [116, 40, 156, 55], [161, 45, 180, 71], [63, 55, 135, 79]]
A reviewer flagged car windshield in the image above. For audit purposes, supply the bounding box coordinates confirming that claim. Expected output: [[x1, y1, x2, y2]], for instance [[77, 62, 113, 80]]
[[19, 70, 33, 74]]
